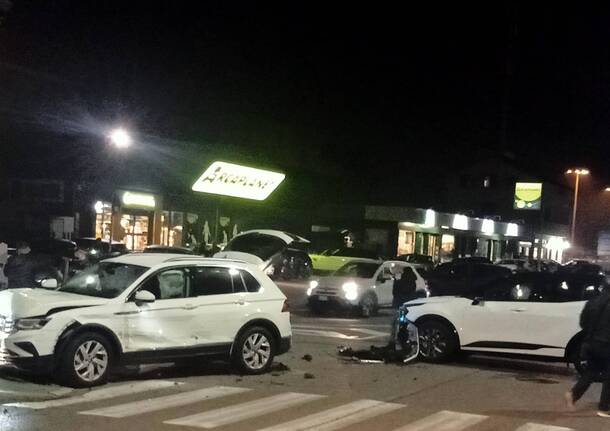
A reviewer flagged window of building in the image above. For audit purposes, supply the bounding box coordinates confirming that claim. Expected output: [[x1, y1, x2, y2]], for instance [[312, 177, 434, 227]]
[[397, 230, 415, 256], [94, 201, 112, 241], [440, 234, 455, 262], [119, 214, 149, 251]]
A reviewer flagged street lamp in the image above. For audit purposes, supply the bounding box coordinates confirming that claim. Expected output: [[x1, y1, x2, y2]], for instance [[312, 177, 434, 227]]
[[109, 128, 131, 149], [566, 168, 589, 246]]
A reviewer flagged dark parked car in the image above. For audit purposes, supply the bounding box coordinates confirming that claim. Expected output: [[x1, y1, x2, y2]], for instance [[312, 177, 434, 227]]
[[425, 261, 512, 296], [215, 230, 313, 280], [396, 254, 434, 272], [74, 237, 129, 259]]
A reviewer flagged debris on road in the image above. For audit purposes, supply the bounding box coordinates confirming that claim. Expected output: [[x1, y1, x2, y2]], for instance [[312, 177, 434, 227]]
[[304, 373, 315, 379], [302, 354, 313, 362], [272, 362, 291, 372]]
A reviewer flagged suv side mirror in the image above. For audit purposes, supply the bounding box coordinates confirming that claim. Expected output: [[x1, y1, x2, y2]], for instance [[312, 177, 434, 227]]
[[471, 297, 484, 306], [40, 278, 58, 289], [135, 290, 156, 304]]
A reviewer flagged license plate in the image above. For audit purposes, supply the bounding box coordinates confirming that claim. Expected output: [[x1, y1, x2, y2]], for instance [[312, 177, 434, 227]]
[[318, 295, 328, 301]]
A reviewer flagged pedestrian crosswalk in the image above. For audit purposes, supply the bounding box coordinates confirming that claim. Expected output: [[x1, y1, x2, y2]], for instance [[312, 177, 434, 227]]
[[4, 380, 577, 431]]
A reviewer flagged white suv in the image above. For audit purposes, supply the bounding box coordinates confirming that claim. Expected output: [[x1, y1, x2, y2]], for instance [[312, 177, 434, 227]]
[[0, 254, 292, 387], [397, 272, 605, 367]]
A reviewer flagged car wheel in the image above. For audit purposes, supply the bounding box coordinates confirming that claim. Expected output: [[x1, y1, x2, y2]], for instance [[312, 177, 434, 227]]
[[417, 320, 458, 363], [360, 293, 378, 318], [232, 326, 276, 375], [58, 332, 113, 388]]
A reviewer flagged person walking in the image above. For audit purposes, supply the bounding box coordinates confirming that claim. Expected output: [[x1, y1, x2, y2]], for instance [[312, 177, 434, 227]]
[[3, 241, 38, 289], [565, 287, 610, 417]]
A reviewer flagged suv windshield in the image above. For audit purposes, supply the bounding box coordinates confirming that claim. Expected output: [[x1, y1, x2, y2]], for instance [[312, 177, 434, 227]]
[[334, 262, 381, 278], [224, 233, 286, 260], [60, 262, 148, 298]]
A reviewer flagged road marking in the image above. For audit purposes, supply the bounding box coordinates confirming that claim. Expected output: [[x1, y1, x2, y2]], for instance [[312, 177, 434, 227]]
[[79, 386, 250, 418], [164, 392, 325, 428], [256, 399, 404, 431], [5, 380, 181, 410], [515, 424, 574, 431], [392, 410, 488, 431]]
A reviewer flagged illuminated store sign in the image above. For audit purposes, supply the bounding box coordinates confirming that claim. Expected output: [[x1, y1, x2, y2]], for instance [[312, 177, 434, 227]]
[[514, 182, 542, 210], [192, 161, 285, 201], [122, 191, 156, 208]]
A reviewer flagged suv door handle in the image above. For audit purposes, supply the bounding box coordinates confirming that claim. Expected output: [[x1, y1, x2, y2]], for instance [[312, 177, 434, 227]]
[[234, 299, 245, 305], [511, 308, 527, 312], [183, 304, 197, 310]]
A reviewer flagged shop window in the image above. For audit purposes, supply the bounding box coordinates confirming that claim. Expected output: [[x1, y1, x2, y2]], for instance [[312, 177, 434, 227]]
[[94, 201, 112, 241], [397, 230, 415, 256], [440, 234, 455, 262], [119, 214, 149, 251], [170, 212, 184, 247]]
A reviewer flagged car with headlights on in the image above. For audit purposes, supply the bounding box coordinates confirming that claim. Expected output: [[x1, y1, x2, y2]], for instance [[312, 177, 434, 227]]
[[307, 259, 427, 316], [0, 253, 292, 387]]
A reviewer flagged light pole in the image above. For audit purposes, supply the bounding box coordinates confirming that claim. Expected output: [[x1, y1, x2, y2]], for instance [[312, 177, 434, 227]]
[[566, 168, 589, 246], [106, 128, 132, 253]]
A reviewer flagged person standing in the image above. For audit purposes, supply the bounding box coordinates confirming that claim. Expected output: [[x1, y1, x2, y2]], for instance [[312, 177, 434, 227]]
[[392, 265, 417, 309], [565, 287, 610, 417], [3, 241, 37, 289]]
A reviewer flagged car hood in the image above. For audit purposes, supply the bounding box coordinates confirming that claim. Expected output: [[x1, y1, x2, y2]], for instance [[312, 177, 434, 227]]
[[402, 296, 465, 307], [316, 276, 371, 287], [0, 289, 108, 319], [213, 251, 266, 267]]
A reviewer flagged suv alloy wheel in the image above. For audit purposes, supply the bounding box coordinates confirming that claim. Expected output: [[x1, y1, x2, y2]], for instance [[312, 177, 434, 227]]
[[232, 326, 276, 374], [58, 332, 113, 388]]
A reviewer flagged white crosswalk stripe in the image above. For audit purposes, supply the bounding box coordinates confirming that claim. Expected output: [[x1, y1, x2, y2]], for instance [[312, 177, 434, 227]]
[[4, 380, 180, 410], [515, 424, 574, 431], [79, 386, 250, 418], [256, 399, 404, 431], [392, 410, 489, 431], [164, 392, 326, 428]]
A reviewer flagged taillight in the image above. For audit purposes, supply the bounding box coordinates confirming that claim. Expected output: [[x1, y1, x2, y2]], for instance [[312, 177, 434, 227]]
[[281, 300, 290, 312]]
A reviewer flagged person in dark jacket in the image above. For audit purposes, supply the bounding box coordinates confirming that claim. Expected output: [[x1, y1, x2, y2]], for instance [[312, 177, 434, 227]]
[[392, 266, 417, 309], [565, 287, 610, 417], [3, 241, 38, 289]]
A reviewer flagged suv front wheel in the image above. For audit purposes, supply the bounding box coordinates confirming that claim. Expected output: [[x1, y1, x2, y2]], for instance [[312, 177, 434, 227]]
[[418, 320, 459, 363], [232, 326, 276, 375], [58, 332, 113, 388]]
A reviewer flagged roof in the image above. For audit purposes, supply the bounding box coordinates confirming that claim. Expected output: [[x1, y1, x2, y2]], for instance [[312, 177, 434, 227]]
[[105, 253, 247, 267], [233, 229, 310, 244]]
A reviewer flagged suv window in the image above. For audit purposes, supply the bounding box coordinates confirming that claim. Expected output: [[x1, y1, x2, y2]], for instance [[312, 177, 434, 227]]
[[191, 267, 234, 296], [139, 268, 190, 300], [240, 270, 262, 292]]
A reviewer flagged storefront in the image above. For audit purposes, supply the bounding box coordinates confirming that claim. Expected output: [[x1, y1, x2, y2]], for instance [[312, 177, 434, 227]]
[[366, 206, 525, 263], [93, 189, 241, 252]]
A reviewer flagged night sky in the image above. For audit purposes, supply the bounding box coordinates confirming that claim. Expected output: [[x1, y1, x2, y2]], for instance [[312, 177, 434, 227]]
[[3, 1, 610, 206]]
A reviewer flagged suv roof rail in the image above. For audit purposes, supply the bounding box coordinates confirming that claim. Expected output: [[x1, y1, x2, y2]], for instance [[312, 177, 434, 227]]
[[162, 256, 249, 264]]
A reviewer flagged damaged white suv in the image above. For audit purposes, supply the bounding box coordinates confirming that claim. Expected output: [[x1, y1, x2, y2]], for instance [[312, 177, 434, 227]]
[[0, 254, 292, 387]]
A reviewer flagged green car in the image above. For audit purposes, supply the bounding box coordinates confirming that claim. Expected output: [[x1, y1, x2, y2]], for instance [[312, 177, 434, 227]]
[[309, 247, 381, 274]]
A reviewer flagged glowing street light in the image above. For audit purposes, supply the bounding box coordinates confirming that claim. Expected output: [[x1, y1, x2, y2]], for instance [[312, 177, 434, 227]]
[[566, 168, 589, 246], [109, 128, 131, 149]]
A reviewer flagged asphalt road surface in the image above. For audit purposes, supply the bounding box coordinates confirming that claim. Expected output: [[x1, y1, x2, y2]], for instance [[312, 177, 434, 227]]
[[0, 280, 607, 430]]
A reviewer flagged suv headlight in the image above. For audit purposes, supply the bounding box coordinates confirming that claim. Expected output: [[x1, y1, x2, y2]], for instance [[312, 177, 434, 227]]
[[342, 282, 359, 300], [14, 317, 49, 331]]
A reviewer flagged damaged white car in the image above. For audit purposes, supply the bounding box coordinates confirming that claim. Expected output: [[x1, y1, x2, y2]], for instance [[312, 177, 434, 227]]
[[0, 253, 292, 387]]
